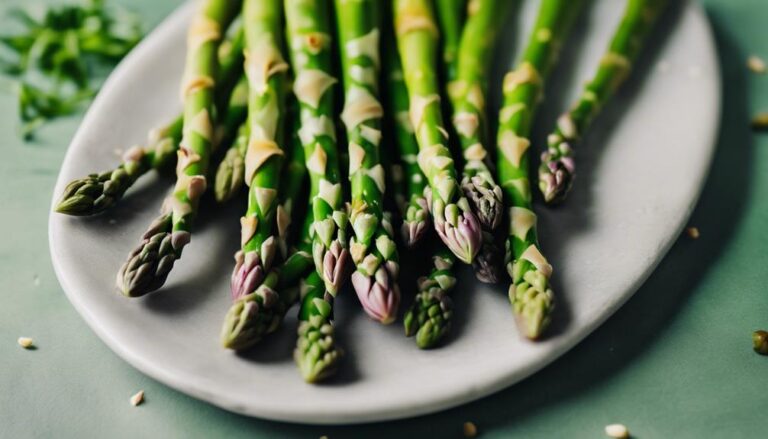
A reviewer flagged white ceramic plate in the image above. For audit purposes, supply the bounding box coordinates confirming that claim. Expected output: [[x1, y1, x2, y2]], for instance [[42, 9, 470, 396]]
[[49, 0, 719, 425]]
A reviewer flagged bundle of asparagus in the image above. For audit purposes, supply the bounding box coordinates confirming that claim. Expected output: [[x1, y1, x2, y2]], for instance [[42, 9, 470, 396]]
[[54, 0, 670, 381]]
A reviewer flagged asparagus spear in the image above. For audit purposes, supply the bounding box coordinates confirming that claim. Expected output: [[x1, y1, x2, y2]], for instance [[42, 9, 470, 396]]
[[496, 0, 584, 339], [446, 0, 506, 231], [284, 0, 351, 299], [55, 26, 246, 216], [538, 0, 669, 204], [434, 0, 466, 84], [382, 5, 430, 247], [404, 247, 456, 348], [229, 0, 291, 301], [335, 0, 401, 324], [294, 270, 343, 383], [116, 0, 241, 297], [221, 94, 309, 350], [393, 0, 482, 264]]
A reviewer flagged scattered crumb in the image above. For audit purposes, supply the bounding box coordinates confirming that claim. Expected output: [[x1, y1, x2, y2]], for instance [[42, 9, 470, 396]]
[[130, 390, 145, 407], [686, 227, 700, 239], [687, 65, 702, 78], [605, 423, 629, 438], [657, 60, 670, 73], [319, 436, 328, 439], [33, 274, 40, 286], [113, 148, 124, 157], [463, 421, 478, 438], [748, 55, 767, 74], [109, 218, 117, 225], [17, 337, 34, 349], [752, 113, 768, 131]]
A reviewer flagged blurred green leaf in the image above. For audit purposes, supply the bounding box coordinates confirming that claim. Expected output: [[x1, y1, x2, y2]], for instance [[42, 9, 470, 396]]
[[1, 0, 143, 140]]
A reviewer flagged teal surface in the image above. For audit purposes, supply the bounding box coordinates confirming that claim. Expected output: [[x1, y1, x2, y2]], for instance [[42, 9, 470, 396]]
[[2, 0, 767, 437]]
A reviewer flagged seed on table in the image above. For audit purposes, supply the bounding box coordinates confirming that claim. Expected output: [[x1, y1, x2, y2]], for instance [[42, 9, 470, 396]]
[[686, 227, 699, 239], [752, 113, 768, 131], [463, 421, 478, 438], [605, 423, 629, 438], [753, 330, 768, 355], [17, 337, 34, 349], [130, 390, 145, 407], [747, 55, 766, 74]]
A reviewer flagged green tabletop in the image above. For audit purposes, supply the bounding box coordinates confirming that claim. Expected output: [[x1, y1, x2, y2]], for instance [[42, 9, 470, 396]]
[[2, 0, 767, 437]]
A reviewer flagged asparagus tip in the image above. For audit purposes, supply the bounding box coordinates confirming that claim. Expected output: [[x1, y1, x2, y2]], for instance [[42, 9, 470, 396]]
[[461, 175, 503, 231], [538, 155, 575, 205]]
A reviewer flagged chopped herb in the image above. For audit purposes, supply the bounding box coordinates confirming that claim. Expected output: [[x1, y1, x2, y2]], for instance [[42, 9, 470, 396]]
[[0, 0, 142, 139]]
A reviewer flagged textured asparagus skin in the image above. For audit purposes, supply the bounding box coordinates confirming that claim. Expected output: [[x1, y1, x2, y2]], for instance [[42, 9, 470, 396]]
[[336, 0, 401, 324], [55, 24, 246, 217], [116, 0, 242, 297], [393, 0, 482, 264], [221, 94, 310, 351], [538, 0, 670, 204], [229, 0, 291, 301], [285, 0, 351, 297], [496, 0, 585, 339], [404, 248, 456, 349], [382, 3, 430, 247], [446, 0, 507, 231], [434, 0, 466, 84]]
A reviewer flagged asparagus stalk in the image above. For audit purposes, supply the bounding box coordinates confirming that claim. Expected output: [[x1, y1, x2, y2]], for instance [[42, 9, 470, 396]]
[[446, 0, 506, 231], [229, 0, 291, 301], [284, 0, 351, 297], [55, 25, 245, 216], [221, 95, 309, 350], [404, 247, 456, 348], [496, 0, 584, 339], [222, 215, 314, 350], [394, 0, 482, 264], [336, 0, 401, 324], [116, 0, 241, 297], [294, 270, 343, 383], [382, 5, 430, 247], [434, 0, 466, 84], [538, 0, 669, 204]]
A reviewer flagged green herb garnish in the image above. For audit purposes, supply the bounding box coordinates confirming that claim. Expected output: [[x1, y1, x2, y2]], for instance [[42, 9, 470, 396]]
[[0, 0, 143, 139]]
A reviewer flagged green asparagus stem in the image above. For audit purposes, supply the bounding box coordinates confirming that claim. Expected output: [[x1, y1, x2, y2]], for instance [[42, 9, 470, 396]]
[[434, 0, 466, 84], [55, 25, 245, 216], [382, 5, 430, 247], [496, 0, 584, 338], [116, 0, 241, 297], [294, 270, 343, 383], [446, 0, 506, 231], [538, 0, 669, 204], [229, 0, 290, 301], [222, 99, 310, 350], [336, 0, 401, 324], [404, 248, 456, 348], [394, 0, 481, 264], [285, 0, 351, 296]]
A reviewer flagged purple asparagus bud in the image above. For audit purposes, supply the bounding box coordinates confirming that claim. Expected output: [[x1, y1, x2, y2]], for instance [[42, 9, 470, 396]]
[[538, 149, 575, 204], [401, 194, 430, 247], [431, 196, 482, 264], [230, 250, 265, 301], [351, 262, 401, 324], [323, 240, 351, 295]]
